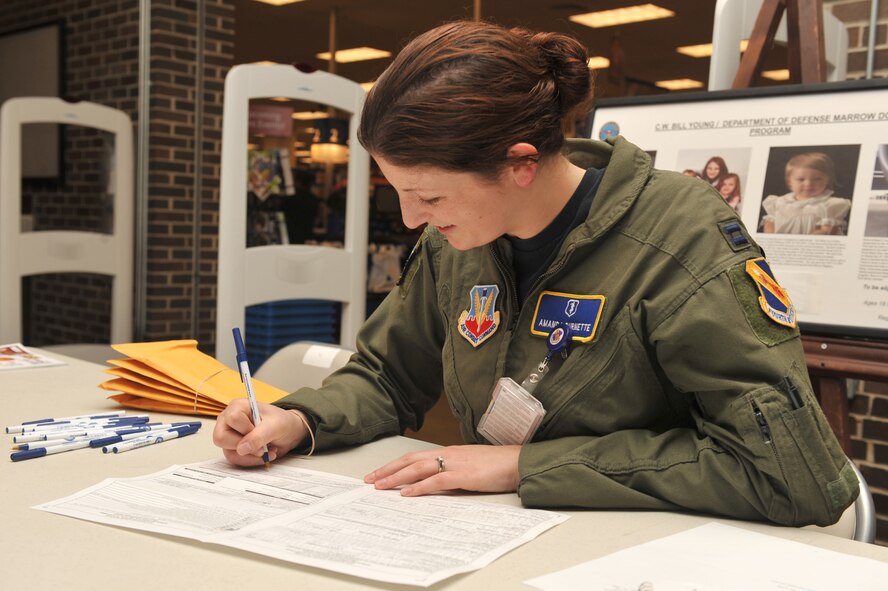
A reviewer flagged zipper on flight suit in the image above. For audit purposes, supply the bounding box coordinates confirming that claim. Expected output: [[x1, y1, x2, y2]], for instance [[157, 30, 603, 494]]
[[489, 244, 521, 331], [752, 402, 772, 443], [751, 401, 791, 494]]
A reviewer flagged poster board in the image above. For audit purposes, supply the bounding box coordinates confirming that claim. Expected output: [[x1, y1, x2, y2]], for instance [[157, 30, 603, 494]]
[[590, 80, 888, 340]]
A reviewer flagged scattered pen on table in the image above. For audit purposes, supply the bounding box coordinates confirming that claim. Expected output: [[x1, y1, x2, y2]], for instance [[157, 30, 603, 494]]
[[10, 423, 202, 461], [7, 413, 203, 461], [4, 411, 127, 433], [11, 422, 200, 451], [104, 424, 202, 454], [12, 418, 153, 443], [232, 327, 270, 469], [9, 415, 151, 435]]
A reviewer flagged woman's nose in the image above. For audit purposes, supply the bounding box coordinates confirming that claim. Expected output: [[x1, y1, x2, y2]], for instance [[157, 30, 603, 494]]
[[399, 197, 429, 229]]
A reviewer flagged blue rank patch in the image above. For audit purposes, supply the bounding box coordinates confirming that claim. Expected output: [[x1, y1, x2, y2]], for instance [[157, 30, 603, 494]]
[[530, 291, 605, 343], [745, 257, 796, 328]]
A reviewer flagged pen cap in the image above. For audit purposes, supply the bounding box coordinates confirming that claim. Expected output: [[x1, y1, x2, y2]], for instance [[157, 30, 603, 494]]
[[10, 448, 48, 462], [232, 327, 248, 363]]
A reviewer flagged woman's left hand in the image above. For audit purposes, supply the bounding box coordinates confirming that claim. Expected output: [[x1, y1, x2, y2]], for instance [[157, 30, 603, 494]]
[[364, 445, 521, 496]]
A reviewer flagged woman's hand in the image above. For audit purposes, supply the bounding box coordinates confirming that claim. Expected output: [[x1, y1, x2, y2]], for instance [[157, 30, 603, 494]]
[[212, 400, 309, 467], [364, 445, 521, 497]]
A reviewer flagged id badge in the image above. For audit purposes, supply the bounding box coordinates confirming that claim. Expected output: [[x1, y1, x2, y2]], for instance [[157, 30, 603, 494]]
[[477, 377, 546, 446]]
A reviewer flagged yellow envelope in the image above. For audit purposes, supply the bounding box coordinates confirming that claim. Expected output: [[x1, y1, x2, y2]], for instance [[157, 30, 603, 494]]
[[100, 340, 287, 416]]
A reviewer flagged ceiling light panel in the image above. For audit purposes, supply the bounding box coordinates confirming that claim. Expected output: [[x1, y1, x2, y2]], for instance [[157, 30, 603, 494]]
[[587, 56, 611, 69], [762, 69, 791, 80], [570, 4, 675, 29], [676, 40, 750, 58], [655, 78, 704, 90], [316, 47, 392, 63], [252, 0, 305, 6]]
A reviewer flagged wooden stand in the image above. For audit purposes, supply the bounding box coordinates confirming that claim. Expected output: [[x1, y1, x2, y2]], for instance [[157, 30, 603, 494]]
[[733, 0, 827, 88], [802, 336, 888, 454]]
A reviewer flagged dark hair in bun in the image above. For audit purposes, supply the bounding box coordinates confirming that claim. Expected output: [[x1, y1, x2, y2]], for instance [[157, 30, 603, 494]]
[[358, 20, 594, 178]]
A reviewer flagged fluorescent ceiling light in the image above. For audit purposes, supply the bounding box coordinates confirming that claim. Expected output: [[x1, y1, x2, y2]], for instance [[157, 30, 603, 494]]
[[587, 56, 611, 69], [655, 78, 704, 90], [676, 40, 750, 58], [570, 4, 674, 29], [252, 0, 305, 6], [316, 47, 392, 63], [762, 69, 790, 80], [292, 111, 330, 120]]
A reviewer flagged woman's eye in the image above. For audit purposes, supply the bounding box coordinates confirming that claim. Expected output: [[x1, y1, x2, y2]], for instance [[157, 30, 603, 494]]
[[419, 196, 441, 206]]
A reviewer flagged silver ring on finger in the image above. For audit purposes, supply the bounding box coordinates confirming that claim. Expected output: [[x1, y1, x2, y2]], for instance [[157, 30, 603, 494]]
[[436, 456, 445, 473]]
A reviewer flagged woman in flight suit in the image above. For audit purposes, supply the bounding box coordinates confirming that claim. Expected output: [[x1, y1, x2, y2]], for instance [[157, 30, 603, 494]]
[[214, 20, 856, 527]]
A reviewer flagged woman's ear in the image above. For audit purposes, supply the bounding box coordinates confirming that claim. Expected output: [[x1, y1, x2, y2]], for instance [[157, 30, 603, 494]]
[[506, 143, 540, 188]]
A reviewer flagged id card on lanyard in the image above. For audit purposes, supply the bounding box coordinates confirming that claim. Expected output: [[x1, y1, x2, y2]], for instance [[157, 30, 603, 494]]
[[478, 291, 605, 446], [477, 325, 572, 446]]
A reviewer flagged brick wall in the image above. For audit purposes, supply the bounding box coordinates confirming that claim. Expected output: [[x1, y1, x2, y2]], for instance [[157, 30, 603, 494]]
[[145, 0, 232, 348], [824, 0, 888, 547], [850, 379, 888, 545], [1, 0, 232, 349], [825, 0, 888, 76]]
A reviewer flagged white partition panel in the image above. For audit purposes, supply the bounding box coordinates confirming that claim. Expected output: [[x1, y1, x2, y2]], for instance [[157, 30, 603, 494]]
[[0, 97, 134, 345], [216, 64, 370, 367]]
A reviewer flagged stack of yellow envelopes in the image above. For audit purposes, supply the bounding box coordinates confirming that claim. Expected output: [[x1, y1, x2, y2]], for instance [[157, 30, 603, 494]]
[[99, 340, 287, 416]]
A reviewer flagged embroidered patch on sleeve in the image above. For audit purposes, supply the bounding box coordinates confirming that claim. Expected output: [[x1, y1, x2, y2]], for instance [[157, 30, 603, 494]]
[[728, 260, 799, 347], [745, 257, 796, 328]]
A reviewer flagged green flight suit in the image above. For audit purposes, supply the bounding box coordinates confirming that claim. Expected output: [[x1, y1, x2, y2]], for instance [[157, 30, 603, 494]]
[[274, 136, 858, 527]]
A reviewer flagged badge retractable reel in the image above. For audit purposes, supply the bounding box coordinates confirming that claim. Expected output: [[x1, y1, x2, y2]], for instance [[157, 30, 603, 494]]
[[477, 324, 572, 446]]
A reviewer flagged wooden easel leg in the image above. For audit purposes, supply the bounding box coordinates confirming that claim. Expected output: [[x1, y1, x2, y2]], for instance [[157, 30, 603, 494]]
[[732, 0, 827, 88], [790, 0, 827, 83], [811, 375, 852, 454], [733, 0, 786, 88]]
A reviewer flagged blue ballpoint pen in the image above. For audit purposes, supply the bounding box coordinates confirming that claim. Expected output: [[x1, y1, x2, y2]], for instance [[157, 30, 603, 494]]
[[90, 422, 202, 449], [232, 328, 270, 468]]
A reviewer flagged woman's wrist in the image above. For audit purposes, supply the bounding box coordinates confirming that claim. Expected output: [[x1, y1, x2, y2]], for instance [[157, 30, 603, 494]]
[[287, 409, 316, 456]]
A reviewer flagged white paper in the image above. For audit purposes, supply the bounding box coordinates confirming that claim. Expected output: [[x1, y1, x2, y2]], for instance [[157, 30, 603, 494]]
[[0, 343, 65, 370], [525, 522, 888, 591], [36, 459, 567, 587]]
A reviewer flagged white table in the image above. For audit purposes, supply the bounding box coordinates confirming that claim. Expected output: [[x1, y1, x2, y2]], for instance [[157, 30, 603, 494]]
[[2, 352, 887, 590]]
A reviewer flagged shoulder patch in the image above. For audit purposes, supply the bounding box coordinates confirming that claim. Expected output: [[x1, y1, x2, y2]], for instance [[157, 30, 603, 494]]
[[745, 258, 796, 328], [727, 259, 799, 347], [396, 234, 425, 298], [718, 219, 753, 251]]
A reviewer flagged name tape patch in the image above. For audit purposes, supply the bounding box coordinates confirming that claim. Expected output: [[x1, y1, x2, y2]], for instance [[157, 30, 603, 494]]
[[530, 291, 605, 343]]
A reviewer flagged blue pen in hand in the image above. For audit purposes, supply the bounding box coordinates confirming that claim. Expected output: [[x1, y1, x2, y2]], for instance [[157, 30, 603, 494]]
[[232, 328, 270, 469]]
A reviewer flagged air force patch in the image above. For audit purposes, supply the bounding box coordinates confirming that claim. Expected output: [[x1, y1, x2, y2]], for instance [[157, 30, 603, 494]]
[[458, 285, 501, 347], [745, 258, 796, 328]]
